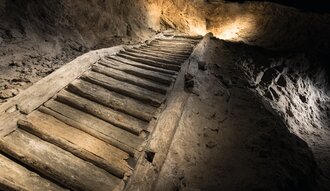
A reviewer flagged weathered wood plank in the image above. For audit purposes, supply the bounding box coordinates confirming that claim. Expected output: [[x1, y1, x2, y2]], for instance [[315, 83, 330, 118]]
[[135, 48, 191, 57], [39, 104, 142, 156], [18, 111, 131, 178], [92, 64, 168, 94], [82, 71, 166, 107], [132, 47, 190, 59], [0, 129, 121, 191], [108, 56, 177, 75], [0, 154, 67, 191], [116, 53, 181, 71], [149, 41, 195, 48], [120, 51, 182, 66], [153, 38, 197, 43], [56, 90, 148, 135], [0, 112, 21, 137], [137, 46, 191, 55], [146, 44, 193, 52], [100, 58, 175, 85], [125, 48, 188, 61], [68, 79, 157, 121], [159, 34, 203, 40]]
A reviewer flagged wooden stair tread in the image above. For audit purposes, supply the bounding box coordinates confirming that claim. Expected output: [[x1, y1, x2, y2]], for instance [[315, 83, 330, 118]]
[[18, 111, 131, 178], [0, 129, 121, 191], [68, 79, 157, 122], [92, 64, 168, 94], [137, 46, 192, 55], [109, 56, 177, 75], [82, 71, 165, 107], [146, 44, 193, 51], [125, 48, 188, 61], [56, 90, 148, 135], [120, 50, 183, 66], [42, 101, 143, 156], [100, 58, 175, 85], [132, 47, 189, 59], [116, 53, 181, 71], [0, 154, 67, 191]]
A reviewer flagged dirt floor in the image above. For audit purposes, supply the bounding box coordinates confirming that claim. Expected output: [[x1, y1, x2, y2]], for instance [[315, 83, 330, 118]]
[[154, 35, 330, 191]]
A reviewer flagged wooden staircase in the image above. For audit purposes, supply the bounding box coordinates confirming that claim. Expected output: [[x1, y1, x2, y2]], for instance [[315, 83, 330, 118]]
[[0, 34, 202, 191]]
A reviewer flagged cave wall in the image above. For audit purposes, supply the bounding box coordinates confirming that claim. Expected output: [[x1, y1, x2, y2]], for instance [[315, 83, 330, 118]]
[[155, 0, 330, 52], [0, 0, 156, 50], [0, 0, 158, 101]]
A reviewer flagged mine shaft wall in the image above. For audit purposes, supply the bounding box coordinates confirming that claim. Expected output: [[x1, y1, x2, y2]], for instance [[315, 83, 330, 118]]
[[155, 0, 330, 52], [0, 0, 157, 51]]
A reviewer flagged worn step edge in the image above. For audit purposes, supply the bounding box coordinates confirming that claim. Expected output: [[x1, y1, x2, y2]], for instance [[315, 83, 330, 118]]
[[149, 41, 195, 48], [116, 53, 181, 72], [120, 51, 183, 66], [56, 90, 148, 135], [131, 47, 189, 59], [92, 64, 168, 94], [145, 44, 193, 51], [82, 71, 165, 107], [17, 111, 132, 178], [0, 154, 68, 191], [68, 79, 157, 122], [0, 129, 121, 191], [107, 56, 177, 75], [39, 105, 141, 157], [125, 48, 188, 61], [137, 46, 191, 55], [100, 58, 174, 85]]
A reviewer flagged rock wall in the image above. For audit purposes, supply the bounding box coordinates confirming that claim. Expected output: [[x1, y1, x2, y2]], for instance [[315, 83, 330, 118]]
[[0, 0, 157, 102], [154, 0, 330, 52]]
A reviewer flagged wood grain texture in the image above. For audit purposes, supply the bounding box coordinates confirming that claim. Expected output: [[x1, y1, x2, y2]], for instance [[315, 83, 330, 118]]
[[18, 111, 131, 178], [0, 129, 120, 191]]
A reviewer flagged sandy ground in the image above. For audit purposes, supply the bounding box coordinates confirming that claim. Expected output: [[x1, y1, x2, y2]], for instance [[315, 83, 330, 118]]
[[154, 35, 329, 191]]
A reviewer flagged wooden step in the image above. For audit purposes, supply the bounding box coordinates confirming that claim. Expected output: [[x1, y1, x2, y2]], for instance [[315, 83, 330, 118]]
[[151, 39, 196, 45], [68, 79, 157, 121], [102, 57, 175, 84], [18, 111, 131, 178], [0, 154, 67, 191], [56, 90, 148, 135], [150, 40, 195, 47], [146, 44, 193, 51], [136, 47, 191, 57], [116, 53, 181, 71], [92, 64, 168, 94], [81, 71, 166, 107], [40, 102, 142, 156], [159, 35, 203, 40], [0, 129, 121, 191], [131, 47, 189, 59], [125, 48, 188, 61], [154, 38, 197, 43], [109, 55, 177, 75], [120, 50, 183, 66], [137, 46, 192, 55]]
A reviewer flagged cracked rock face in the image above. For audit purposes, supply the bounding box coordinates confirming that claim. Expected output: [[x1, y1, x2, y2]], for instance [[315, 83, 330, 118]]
[[240, 49, 330, 187]]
